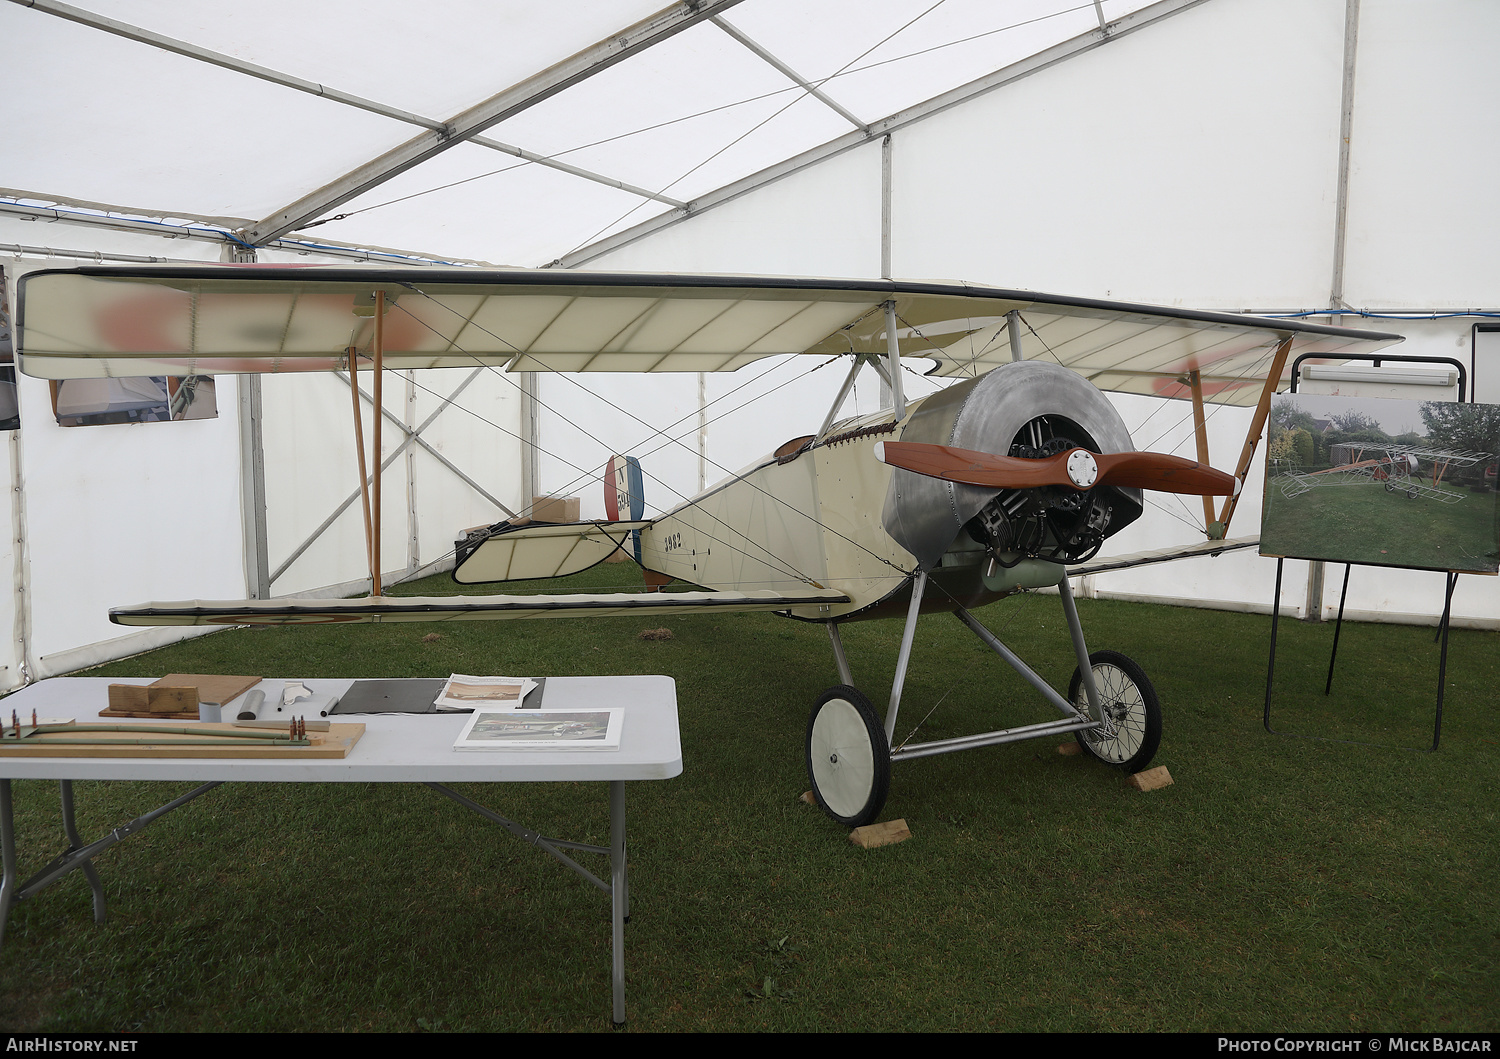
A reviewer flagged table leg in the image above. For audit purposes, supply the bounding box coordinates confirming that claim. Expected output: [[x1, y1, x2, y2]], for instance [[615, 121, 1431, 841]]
[[59, 782, 106, 925], [610, 780, 626, 1028]]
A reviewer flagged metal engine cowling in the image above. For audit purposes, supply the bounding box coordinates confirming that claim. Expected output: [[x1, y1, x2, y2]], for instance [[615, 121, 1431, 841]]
[[881, 361, 1144, 569]]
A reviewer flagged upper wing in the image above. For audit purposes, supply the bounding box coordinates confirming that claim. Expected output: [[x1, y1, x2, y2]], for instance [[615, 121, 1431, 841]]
[[17, 265, 1401, 404], [110, 588, 852, 627]]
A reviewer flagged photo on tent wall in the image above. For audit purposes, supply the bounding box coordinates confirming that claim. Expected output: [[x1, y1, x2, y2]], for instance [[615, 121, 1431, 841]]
[[48, 374, 216, 427], [1259, 393, 1500, 574]]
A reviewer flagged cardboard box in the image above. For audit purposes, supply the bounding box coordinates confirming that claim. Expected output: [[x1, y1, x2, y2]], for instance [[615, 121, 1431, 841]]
[[531, 495, 580, 523]]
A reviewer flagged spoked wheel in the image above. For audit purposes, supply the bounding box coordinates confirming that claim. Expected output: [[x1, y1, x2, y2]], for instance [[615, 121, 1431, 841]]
[[1069, 650, 1162, 773], [806, 686, 890, 827]]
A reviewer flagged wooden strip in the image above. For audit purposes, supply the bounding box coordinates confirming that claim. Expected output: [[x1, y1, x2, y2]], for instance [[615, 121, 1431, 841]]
[[1217, 336, 1294, 534], [372, 290, 384, 598], [1188, 369, 1216, 532], [349, 345, 375, 594], [0, 722, 364, 759]]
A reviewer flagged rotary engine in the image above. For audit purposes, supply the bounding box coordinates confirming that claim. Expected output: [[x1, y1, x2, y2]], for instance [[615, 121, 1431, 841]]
[[963, 415, 1143, 566], [881, 360, 1145, 569]]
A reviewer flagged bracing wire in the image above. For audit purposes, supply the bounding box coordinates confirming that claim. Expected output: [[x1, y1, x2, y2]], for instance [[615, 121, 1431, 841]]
[[310, 2, 1097, 230], [383, 367, 819, 589], [556, 0, 954, 260], [386, 289, 915, 586]]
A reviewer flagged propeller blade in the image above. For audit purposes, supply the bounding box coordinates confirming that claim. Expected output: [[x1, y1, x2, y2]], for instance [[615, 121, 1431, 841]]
[[874, 441, 1238, 496], [1090, 451, 1240, 495]]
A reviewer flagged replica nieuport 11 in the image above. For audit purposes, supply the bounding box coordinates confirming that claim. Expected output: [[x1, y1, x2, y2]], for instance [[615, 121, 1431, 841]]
[[15, 266, 1402, 825]]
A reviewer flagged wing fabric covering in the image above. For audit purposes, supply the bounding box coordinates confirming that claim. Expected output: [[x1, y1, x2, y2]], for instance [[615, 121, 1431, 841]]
[[16, 266, 1402, 406], [453, 520, 651, 583], [109, 589, 852, 626]]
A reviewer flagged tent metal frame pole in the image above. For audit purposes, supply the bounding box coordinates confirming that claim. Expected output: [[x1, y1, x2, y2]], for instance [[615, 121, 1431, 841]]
[[347, 371, 515, 519], [15, 2, 690, 210], [560, 0, 1210, 268], [405, 370, 419, 577], [712, 15, 869, 132], [245, 0, 748, 243], [237, 375, 271, 599], [226, 241, 271, 600], [0, 202, 499, 267], [269, 367, 497, 590]]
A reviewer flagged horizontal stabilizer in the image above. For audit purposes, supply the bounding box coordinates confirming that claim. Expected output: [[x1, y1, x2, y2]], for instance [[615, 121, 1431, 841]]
[[110, 588, 852, 627], [454, 519, 651, 583]]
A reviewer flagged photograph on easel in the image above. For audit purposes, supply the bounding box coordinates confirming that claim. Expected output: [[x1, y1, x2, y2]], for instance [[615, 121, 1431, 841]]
[[1259, 394, 1500, 573]]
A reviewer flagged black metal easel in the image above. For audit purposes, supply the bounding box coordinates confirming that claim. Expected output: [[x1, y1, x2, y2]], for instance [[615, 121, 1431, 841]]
[[1263, 558, 1457, 752]]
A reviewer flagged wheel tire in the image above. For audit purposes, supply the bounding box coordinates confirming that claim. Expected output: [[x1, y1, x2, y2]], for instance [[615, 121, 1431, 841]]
[[806, 685, 890, 827], [1069, 650, 1162, 773], [1384, 480, 1395, 492]]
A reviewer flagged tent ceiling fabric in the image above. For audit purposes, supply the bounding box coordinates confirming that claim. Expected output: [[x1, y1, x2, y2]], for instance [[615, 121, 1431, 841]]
[[4, 0, 1171, 267], [15, 265, 1403, 405]]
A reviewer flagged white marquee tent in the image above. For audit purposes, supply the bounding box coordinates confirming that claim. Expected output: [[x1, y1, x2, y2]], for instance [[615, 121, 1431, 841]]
[[0, 0, 1496, 687]]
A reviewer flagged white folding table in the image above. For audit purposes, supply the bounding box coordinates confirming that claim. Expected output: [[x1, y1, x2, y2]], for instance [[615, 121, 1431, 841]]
[[0, 675, 682, 1027]]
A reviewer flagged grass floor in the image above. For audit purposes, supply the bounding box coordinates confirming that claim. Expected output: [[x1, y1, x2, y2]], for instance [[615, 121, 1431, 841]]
[[1, 564, 1496, 1032]]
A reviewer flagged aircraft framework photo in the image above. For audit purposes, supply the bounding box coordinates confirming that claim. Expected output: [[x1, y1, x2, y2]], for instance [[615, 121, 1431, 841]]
[[1278, 446, 1493, 503]]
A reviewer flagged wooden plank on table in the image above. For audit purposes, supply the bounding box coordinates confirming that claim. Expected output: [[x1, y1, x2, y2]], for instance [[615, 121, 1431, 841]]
[[147, 687, 198, 714], [153, 674, 262, 706], [0, 723, 365, 759], [107, 684, 150, 711]]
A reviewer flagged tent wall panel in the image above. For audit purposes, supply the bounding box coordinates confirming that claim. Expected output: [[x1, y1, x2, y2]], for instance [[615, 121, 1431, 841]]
[[14, 371, 245, 673], [1341, 1, 1500, 307]]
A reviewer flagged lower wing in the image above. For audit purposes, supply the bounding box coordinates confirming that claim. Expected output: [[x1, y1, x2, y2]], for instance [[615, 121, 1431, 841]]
[[110, 588, 851, 626]]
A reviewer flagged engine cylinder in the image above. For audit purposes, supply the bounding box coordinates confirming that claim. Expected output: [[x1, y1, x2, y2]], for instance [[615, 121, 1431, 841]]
[[881, 361, 1142, 568]]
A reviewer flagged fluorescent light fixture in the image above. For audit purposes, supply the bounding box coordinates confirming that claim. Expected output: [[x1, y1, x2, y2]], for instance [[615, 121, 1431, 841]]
[[1302, 365, 1456, 387]]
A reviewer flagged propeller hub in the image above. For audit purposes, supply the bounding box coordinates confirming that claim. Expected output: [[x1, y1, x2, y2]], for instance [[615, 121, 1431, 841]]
[[1065, 449, 1098, 489]]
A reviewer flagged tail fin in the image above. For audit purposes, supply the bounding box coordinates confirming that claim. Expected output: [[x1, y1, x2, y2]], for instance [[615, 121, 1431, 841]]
[[605, 455, 645, 561]]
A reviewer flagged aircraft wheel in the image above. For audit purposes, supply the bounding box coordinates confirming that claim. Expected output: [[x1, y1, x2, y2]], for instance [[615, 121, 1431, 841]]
[[1384, 480, 1395, 492], [1406, 487, 1419, 499], [1069, 651, 1161, 773], [806, 686, 890, 827]]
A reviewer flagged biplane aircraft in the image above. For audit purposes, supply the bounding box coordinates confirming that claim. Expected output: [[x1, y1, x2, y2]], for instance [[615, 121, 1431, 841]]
[[1278, 446, 1493, 503], [14, 266, 1403, 825]]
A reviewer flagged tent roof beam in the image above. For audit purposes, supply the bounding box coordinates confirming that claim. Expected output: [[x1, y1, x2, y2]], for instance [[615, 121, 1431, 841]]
[[13, 0, 691, 212], [710, 15, 870, 133], [0, 200, 501, 267], [243, 0, 747, 245], [557, 0, 1211, 268]]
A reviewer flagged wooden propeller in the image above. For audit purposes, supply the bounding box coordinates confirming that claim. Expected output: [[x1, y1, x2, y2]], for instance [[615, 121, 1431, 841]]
[[874, 441, 1239, 496]]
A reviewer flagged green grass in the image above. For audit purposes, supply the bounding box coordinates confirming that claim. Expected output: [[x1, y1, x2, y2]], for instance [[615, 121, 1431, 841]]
[[1, 563, 1496, 1032], [1263, 474, 1500, 572]]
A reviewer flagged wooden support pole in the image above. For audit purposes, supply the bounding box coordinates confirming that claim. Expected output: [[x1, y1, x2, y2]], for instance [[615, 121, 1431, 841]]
[[1187, 369, 1215, 534], [1217, 337, 1295, 536], [372, 291, 385, 597], [348, 346, 375, 589]]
